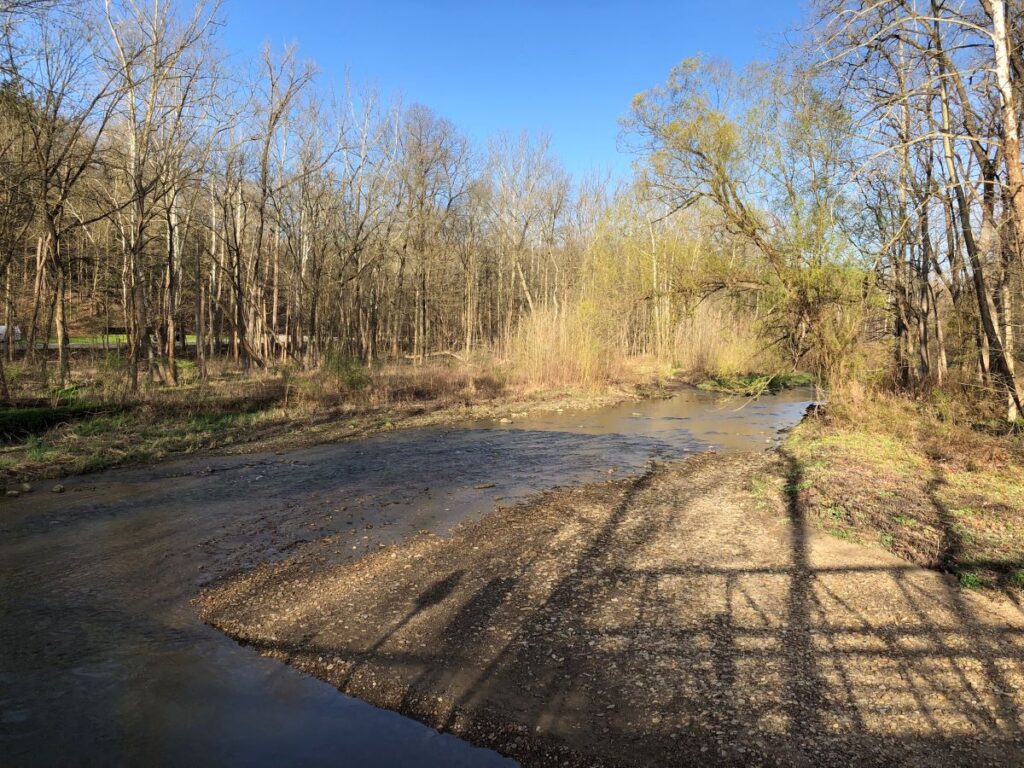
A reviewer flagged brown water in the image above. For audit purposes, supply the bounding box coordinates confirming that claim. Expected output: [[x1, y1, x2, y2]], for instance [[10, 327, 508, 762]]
[[0, 387, 813, 767]]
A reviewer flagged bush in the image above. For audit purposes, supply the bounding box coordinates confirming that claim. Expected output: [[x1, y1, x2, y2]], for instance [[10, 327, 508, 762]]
[[321, 349, 371, 394], [176, 359, 199, 385], [672, 301, 767, 377], [509, 306, 622, 388], [698, 372, 814, 396]]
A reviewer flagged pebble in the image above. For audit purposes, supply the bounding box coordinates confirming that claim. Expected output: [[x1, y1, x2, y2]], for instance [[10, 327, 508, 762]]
[[52, 484, 65, 493]]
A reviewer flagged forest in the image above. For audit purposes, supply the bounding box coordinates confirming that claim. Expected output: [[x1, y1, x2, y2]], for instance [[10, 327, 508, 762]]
[[0, 0, 1020, 421]]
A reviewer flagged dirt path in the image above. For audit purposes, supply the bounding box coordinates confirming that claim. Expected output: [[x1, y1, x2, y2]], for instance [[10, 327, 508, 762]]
[[200, 452, 1024, 767]]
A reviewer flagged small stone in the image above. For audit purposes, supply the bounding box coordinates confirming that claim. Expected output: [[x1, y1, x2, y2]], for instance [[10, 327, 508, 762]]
[[5, 490, 19, 498], [499, 418, 512, 424], [19, 482, 31, 493], [51, 484, 65, 493]]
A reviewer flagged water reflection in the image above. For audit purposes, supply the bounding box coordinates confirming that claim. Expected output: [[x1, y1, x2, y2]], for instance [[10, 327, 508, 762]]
[[0, 387, 812, 766]]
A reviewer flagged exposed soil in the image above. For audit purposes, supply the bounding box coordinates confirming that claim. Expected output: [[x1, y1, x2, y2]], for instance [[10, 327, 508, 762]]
[[200, 451, 1024, 767]]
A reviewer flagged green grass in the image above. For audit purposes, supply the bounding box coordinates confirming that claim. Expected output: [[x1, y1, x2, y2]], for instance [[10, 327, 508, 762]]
[[45, 334, 200, 345], [72, 414, 130, 437], [823, 504, 846, 522], [785, 394, 1024, 596], [42, 334, 128, 346], [0, 399, 280, 482], [958, 572, 986, 589]]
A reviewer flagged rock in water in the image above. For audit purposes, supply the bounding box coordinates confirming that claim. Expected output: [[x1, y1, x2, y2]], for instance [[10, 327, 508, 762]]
[[52, 484, 65, 494]]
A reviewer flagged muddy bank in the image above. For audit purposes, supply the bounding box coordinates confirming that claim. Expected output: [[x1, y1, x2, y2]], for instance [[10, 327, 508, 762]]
[[201, 452, 1024, 767], [1, 378, 662, 484]]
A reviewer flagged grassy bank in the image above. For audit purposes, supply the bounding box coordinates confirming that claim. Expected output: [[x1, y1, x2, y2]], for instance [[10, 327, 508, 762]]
[[0, 356, 673, 485], [784, 392, 1024, 595]]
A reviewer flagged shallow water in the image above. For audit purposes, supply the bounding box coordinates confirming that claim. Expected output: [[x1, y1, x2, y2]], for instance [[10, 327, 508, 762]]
[[0, 387, 813, 767]]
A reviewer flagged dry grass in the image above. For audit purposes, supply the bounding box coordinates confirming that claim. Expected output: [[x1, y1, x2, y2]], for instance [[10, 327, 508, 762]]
[[0, 352, 669, 484], [785, 391, 1024, 594], [508, 307, 632, 387], [506, 299, 777, 391], [670, 300, 769, 377]]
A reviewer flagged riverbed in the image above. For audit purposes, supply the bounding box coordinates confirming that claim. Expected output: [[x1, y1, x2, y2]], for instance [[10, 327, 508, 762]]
[[0, 387, 812, 766]]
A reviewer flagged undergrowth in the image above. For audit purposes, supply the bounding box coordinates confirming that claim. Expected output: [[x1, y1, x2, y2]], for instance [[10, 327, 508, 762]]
[[0, 353, 668, 484]]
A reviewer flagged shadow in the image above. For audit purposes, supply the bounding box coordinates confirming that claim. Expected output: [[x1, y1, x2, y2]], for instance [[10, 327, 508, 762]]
[[332, 570, 467, 688], [399, 574, 521, 721], [927, 469, 964, 575], [924, 469, 1023, 737], [780, 451, 826, 742], [415, 571, 465, 610], [205, 453, 1024, 767], [925, 467, 1024, 604]]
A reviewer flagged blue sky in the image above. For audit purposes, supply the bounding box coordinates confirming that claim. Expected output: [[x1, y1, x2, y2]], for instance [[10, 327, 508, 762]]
[[220, 1, 806, 178]]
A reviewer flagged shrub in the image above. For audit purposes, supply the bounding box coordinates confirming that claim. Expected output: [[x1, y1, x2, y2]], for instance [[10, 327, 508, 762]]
[[321, 349, 371, 395]]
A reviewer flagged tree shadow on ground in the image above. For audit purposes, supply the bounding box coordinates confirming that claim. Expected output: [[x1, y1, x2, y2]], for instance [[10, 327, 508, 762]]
[[210, 453, 1024, 767], [925, 466, 1024, 611]]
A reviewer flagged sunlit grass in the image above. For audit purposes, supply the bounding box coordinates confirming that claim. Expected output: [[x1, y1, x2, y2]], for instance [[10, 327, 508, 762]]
[[786, 393, 1024, 595]]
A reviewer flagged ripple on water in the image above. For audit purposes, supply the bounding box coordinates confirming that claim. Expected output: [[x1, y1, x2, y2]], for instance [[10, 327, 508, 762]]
[[0, 387, 813, 766]]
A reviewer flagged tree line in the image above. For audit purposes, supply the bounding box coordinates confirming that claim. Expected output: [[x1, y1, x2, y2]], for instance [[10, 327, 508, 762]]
[[0, 0, 601, 396], [628, 0, 1024, 418], [0, 0, 1022, 421]]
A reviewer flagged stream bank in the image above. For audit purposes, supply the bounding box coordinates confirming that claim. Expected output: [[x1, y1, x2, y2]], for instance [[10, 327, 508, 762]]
[[1, 387, 811, 765], [201, 450, 1024, 767]]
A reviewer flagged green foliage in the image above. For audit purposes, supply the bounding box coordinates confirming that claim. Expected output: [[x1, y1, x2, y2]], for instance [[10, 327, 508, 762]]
[[958, 572, 985, 590], [176, 359, 199, 385], [698, 372, 814, 396], [627, 55, 883, 390], [322, 349, 371, 393]]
